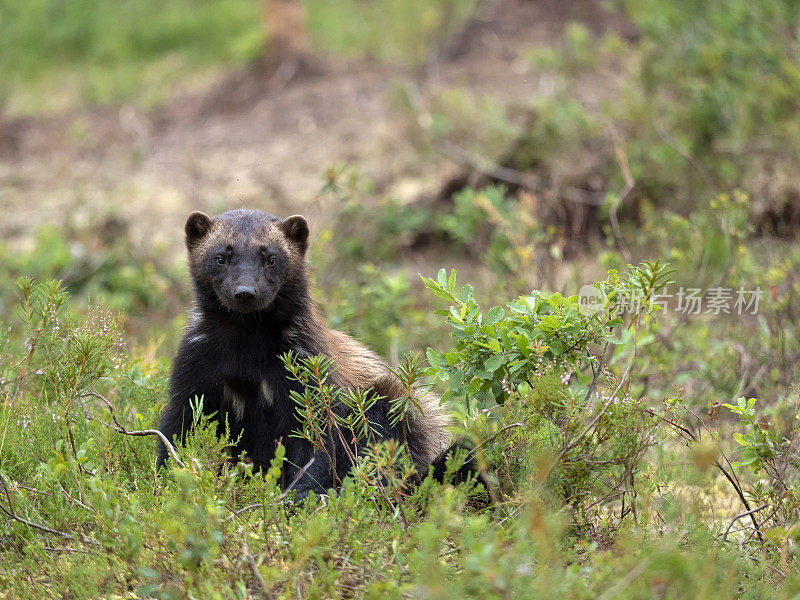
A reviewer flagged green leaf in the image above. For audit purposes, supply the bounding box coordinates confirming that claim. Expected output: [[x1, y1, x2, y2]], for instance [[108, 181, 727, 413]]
[[484, 354, 506, 372], [738, 452, 760, 466], [450, 370, 464, 391], [437, 268, 448, 288], [540, 315, 561, 330], [491, 381, 506, 404], [426, 348, 441, 370], [136, 567, 160, 579], [508, 361, 525, 377], [484, 306, 505, 326], [428, 286, 456, 302], [447, 268, 457, 293]]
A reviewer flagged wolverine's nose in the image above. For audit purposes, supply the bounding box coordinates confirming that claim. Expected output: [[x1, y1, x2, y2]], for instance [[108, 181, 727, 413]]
[[234, 286, 256, 301]]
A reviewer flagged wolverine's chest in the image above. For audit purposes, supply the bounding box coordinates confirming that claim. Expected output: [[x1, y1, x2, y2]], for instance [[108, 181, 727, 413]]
[[221, 377, 276, 422], [187, 318, 314, 422]]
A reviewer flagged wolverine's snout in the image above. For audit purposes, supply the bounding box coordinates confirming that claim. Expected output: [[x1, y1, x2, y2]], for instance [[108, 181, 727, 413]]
[[234, 285, 256, 301]]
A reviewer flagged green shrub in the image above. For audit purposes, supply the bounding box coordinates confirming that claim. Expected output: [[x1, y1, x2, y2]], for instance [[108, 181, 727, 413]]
[[437, 185, 553, 293], [422, 264, 671, 528]]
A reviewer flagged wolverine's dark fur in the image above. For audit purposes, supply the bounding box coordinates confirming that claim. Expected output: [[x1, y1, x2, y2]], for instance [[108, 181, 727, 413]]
[[157, 209, 453, 499]]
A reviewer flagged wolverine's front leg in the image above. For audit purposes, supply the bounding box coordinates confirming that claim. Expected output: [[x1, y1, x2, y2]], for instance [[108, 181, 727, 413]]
[[156, 398, 191, 469], [285, 433, 361, 502], [157, 345, 220, 469], [289, 454, 335, 502]]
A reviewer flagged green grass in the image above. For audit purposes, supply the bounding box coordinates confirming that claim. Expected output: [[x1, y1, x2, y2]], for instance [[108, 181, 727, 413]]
[[304, 0, 480, 67], [0, 0, 482, 115], [0, 0, 264, 113]]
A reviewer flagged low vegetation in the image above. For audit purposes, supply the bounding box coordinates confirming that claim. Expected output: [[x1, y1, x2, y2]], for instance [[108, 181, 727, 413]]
[[1, 241, 798, 597]]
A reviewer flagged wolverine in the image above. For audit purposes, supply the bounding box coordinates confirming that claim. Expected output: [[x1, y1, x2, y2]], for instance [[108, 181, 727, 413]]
[[157, 209, 456, 500]]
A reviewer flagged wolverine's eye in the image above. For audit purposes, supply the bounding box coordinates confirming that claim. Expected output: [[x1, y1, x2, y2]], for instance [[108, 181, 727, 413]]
[[261, 247, 276, 266], [215, 254, 226, 265]]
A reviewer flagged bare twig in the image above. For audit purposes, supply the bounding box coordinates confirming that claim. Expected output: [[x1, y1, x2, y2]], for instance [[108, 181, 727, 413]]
[[608, 126, 634, 263], [243, 540, 274, 600], [439, 140, 539, 189], [742, 504, 782, 545], [15, 483, 49, 496], [655, 124, 716, 190], [43, 546, 88, 554], [0, 472, 90, 542], [651, 401, 766, 544], [437, 140, 606, 207], [713, 461, 765, 545], [723, 502, 769, 542], [463, 422, 523, 464], [682, 405, 766, 545], [229, 503, 265, 520], [582, 342, 612, 404], [81, 391, 185, 468], [766, 564, 787, 579], [59, 483, 96, 514], [547, 324, 638, 480], [643, 409, 696, 443]]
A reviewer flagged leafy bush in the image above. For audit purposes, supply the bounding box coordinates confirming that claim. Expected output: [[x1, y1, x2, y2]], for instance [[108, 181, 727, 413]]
[[422, 263, 670, 529], [318, 170, 562, 298], [515, 0, 800, 221], [599, 191, 800, 411], [437, 185, 553, 293], [321, 263, 430, 360]]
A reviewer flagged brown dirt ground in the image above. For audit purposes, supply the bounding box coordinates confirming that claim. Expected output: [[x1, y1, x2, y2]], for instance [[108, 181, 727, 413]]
[[0, 0, 631, 262]]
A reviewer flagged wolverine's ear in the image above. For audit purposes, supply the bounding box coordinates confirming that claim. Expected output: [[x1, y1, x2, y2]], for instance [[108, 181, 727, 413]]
[[185, 212, 213, 250], [280, 215, 309, 254]]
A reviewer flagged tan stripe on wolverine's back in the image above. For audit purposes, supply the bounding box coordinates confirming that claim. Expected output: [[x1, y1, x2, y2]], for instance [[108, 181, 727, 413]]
[[322, 327, 451, 463]]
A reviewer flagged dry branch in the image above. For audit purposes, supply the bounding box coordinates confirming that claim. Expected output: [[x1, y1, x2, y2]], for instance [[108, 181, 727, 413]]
[[81, 391, 185, 468], [0, 471, 94, 544]]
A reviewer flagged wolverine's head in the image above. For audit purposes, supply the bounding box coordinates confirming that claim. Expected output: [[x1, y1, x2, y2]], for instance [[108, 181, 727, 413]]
[[184, 209, 309, 314]]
